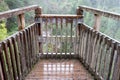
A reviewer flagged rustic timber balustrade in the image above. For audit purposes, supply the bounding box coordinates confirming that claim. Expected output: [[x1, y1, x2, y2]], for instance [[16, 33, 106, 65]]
[[0, 5, 42, 80], [0, 5, 120, 80], [78, 6, 120, 80]]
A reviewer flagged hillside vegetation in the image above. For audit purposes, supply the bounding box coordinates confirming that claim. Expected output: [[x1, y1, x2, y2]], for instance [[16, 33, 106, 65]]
[[0, 0, 120, 41]]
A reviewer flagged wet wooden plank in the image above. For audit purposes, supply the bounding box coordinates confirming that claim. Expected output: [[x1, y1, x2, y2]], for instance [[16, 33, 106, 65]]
[[25, 59, 94, 80]]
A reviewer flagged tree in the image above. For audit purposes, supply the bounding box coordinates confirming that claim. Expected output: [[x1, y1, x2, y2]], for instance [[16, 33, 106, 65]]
[[0, 20, 7, 41]]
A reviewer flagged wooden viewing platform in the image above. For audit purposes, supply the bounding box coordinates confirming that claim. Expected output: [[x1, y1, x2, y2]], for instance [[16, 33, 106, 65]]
[[0, 5, 120, 80]]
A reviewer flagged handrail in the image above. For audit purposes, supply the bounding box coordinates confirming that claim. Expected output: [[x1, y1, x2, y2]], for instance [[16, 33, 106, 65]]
[[79, 5, 120, 31], [77, 23, 120, 80], [0, 5, 39, 19], [79, 5, 120, 20], [40, 14, 83, 18]]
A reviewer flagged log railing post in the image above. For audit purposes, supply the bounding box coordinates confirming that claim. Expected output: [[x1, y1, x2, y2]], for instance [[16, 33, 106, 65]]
[[76, 7, 84, 35], [35, 7, 43, 55], [93, 14, 101, 31], [17, 13, 25, 31], [76, 7, 84, 57], [76, 6, 84, 23]]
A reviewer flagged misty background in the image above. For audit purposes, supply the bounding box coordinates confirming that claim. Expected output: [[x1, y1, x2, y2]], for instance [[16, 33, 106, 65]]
[[0, 0, 120, 41]]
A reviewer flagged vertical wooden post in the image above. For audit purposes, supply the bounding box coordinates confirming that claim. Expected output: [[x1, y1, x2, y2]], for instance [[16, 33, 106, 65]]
[[76, 7, 84, 58], [17, 13, 25, 31], [112, 44, 120, 80], [76, 7, 84, 22], [93, 14, 101, 31], [35, 7, 42, 23], [35, 7, 43, 56], [0, 61, 4, 80]]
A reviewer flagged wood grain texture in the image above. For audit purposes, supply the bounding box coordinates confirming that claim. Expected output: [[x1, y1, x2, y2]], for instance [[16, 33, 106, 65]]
[[0, 5, 38, 19], [79, 5, 120, 20]]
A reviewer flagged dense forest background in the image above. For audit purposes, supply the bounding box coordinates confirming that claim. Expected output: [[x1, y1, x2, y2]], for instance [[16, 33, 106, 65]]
[[0, 0, 120, 41]]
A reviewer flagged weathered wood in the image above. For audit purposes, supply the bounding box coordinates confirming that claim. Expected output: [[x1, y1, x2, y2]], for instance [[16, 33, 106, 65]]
[[0, 61, 3, 80], [37, 23, 43, 54], [23, 30, 30, 72], [19, 32, 27, 78], [93, 14, 101, 31], [40, 14, 83, 18], [112, 44, 120, 80], [77, 23, 120, 79], [79, 5, 120, 20], [35, 7, 43, 56], [0, 45, 4, 80], [35, 7, 42, 15], [65, 18, 68, 58], [76, 7, 83, 15], [70, 19, 73, 57], [8, 39, 18, 80], [12, 36, 22, 80], [3, 41, 14, 80], [0, 5, 38, 20], [18, 13, 25, 30], [0, 43, 10, 80]]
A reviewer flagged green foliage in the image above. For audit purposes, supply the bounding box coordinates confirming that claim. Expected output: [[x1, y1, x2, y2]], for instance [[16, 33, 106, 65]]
[[0, 21, 7, 41], [0, 0, 120, 41], [0, 0, 9, 12]]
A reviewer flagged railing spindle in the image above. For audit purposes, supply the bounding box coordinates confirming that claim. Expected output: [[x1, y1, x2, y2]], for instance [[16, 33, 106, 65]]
[[0, 44, 9, 80], [112, 44, 120, 80], [3, 42, 14, 80], [0, 61, 4, 80], [8, 39, 18, 80], [12, 36, 22, 79]]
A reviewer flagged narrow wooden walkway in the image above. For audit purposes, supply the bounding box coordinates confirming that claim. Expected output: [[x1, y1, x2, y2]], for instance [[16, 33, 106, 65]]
[[25, 59, 94, 80]]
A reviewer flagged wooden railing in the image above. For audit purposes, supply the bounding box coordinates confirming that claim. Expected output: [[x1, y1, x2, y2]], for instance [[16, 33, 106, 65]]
[[0, 24, 40, 80], [0, 5, 120, 80], [78, 23, 120, 80], [79, 5, 120, 31], [0, 5, 41, 80], [78, 6, 120, 80], [39, 14, 83, 58], [0, 5, 83, 80]]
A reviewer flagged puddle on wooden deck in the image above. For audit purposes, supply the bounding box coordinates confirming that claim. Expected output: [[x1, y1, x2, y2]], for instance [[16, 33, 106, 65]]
[[25, 59, 94, 80]]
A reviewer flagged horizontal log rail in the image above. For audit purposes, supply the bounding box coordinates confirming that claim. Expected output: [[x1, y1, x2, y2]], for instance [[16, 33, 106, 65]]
[[40, 14, 83, 18], [77, 23, 120, 80], [0, 5, 39, 19], [79, 5, 120, 31], [79, 5, 120, 20]]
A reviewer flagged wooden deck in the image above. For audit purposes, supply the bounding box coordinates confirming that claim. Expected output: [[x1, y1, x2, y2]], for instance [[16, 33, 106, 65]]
[[25, 59, 94, 80]]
